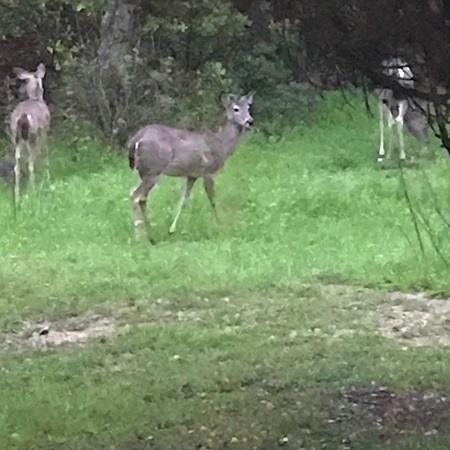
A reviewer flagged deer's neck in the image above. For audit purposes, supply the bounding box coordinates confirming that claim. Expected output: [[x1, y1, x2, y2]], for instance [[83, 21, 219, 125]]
[[32, 94, 44, 102], [27, 87, 44, 102], [211, 120, 245, 160]]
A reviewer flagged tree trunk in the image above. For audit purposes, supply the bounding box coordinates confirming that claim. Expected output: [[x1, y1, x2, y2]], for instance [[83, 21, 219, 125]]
[[97, 0, 136, 71]]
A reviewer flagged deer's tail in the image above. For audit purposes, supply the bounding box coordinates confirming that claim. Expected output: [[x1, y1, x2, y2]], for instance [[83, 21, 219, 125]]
[[17, 113, 31, 141], [128, 138, 140, 169]]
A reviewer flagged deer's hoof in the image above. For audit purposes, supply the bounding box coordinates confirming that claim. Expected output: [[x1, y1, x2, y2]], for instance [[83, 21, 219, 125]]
[[134, 235, 156, 245], [134, 229, 148, 240]]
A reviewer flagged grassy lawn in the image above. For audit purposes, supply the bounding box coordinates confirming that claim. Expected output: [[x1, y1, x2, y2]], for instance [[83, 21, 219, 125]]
[[1, 92, 450, 449]]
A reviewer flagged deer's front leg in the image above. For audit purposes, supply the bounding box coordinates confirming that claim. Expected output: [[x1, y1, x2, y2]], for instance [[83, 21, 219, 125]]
[[203, 175, 219, 223], [169, 177, 196, 234]]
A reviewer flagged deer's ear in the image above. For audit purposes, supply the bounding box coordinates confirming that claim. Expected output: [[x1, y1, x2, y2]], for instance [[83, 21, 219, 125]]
[[220, 93, 229, 107], [36, 63, 46, 79], [244, 90, 255, 104], [221, 93, 237, 107], [13, 67, 33, 80]]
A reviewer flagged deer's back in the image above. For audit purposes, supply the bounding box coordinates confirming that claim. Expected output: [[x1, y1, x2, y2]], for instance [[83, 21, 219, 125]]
[[131, 124, 219, 177], [132, 124, 207, 148]]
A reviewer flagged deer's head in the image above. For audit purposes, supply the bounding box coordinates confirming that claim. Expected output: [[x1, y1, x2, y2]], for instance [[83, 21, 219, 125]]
[[221, 92, 255, 131], [13, 63, 46, 101]]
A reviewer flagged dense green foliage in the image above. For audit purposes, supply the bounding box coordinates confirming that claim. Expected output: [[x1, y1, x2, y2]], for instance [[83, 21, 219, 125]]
[[0, 0, 318, 141]]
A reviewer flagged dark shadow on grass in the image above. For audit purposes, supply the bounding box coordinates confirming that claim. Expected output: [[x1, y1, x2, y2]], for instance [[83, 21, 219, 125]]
[[326, 385, 450, 449], [106, 382, 450, 450]]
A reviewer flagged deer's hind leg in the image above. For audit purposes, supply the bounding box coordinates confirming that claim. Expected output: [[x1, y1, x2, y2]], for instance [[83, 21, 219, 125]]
[[26, 139, 37, 188], [130, 175, 158, 242], [14, 140, 22, 207]]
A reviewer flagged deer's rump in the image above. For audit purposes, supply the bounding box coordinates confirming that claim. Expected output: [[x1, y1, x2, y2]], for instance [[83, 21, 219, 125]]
[[11, 100, 50, 143], [17, 114, 30, 140]]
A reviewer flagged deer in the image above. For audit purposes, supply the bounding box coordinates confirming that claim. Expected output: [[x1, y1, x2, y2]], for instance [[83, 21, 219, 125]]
[[127, 92, 255, 242], [376, 57, 428, 162], [10, 63, 51, 206]]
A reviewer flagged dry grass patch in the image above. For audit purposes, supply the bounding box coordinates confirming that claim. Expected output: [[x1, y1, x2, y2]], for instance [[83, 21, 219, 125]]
[[377, 291, 450, 347]]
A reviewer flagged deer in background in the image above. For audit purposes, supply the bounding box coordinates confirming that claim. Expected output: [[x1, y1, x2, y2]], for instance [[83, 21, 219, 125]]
[[377, 57, 428, 162], [128, 92, 255, 241], [10, 63, 51, 205]]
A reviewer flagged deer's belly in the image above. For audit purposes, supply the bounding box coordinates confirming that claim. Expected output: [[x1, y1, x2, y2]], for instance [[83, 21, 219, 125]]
[[164, 160, 202, 177], [164, 152, 223, 177]]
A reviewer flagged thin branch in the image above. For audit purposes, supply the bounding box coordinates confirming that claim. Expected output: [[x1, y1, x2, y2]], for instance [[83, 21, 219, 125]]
[[398, 163, 426, 257], [414, 202, 449, 266], [361, 78, 374, 118]]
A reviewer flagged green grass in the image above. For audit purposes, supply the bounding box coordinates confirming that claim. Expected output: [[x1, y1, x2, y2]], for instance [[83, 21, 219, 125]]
[[1, 91, 450, 449]]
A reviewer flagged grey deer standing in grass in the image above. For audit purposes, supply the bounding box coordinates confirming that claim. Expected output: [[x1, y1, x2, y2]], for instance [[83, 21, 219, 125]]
[[128, 92, 255, 241], [10, 63, 51, 205], [377, 57, 428, 162]]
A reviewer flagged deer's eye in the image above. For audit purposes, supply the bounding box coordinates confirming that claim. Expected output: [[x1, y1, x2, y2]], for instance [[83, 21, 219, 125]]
[[233, 105, 240, 112]]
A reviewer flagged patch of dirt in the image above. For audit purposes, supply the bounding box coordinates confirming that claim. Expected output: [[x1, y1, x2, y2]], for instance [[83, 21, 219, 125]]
[[0, 299, 210, 353], [378, 291, 450, 346], [328, 385, 450, 445], [2, 313, 126, 352]]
